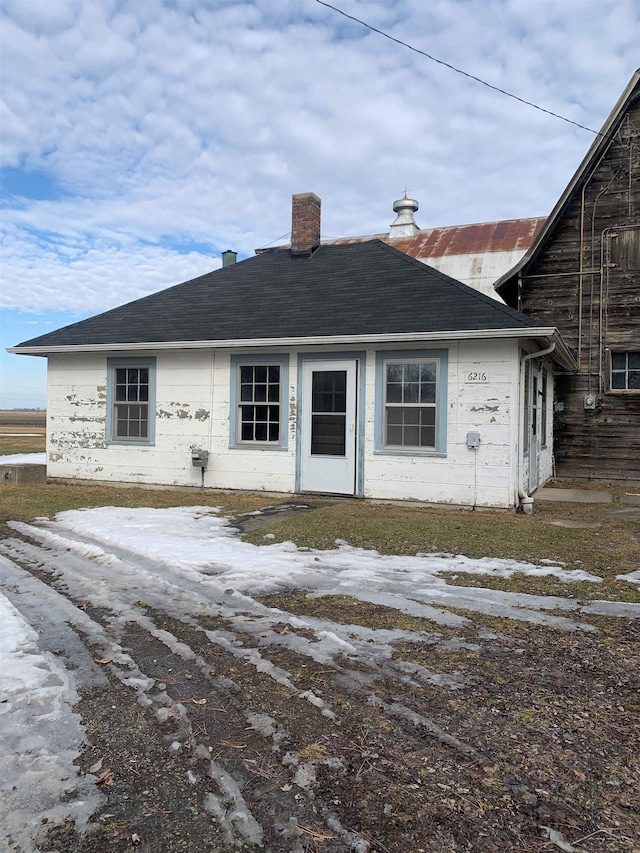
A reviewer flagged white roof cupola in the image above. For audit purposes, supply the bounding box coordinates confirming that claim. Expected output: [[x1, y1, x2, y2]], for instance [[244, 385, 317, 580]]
[[389, 194, 420, 238]]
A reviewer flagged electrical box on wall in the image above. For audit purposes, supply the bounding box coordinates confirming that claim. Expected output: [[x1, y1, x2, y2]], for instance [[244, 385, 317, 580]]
[[583, 394, 597, 411], [466, 431, 481, 448], [191, 448, 209, 468]]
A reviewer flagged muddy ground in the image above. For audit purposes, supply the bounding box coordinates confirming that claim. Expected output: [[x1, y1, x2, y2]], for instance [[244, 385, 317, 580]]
[[2, 508, 639, 853]]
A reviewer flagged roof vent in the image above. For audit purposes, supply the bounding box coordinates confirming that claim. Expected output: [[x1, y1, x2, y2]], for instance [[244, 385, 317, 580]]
[[222, 250, 237, 267], [291, 192, 321, 256], [389, 195, 420, 238]]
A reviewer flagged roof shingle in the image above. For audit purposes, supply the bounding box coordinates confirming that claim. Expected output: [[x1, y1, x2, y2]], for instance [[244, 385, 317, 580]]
[[15, 240, 539, 350]]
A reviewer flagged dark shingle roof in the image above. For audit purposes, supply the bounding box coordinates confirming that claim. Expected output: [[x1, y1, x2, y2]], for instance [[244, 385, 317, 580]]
[[16, 241, 540, 349]]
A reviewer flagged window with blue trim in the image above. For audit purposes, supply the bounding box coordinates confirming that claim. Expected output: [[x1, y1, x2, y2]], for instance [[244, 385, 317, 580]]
[[230, 355, 289, 448], [107, 358, 156, 444], [376, 350, 447, 454]]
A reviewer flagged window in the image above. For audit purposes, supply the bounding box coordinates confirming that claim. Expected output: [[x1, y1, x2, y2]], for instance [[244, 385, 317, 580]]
[[239, 364, 281, 442], [230, 355, 289, 448], [311, 370, 346, 455], [375, 350, 447, 455], [611, 351, 640, 392], [107, 358, 156, 444]]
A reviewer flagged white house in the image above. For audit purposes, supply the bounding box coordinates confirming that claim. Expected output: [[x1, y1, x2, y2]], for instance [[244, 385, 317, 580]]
[[9, 193, 576, 510]]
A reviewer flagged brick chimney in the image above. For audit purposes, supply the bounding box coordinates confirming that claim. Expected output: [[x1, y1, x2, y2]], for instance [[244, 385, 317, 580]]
[[291, 192, 321, 256]]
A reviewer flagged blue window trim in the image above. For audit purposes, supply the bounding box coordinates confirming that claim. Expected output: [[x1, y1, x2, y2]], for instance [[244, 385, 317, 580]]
[[106, 357, 156, 446], [295, 351, 366, 497], [374, 349, 448, 457], [229, 354, 289, 450]]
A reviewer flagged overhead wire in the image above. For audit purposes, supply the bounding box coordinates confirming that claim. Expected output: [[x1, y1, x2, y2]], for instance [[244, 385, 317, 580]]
[[315, 0, 608, 140]]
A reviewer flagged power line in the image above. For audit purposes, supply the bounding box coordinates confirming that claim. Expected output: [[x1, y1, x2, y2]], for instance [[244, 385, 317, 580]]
[[315, 0, 603, 138], [256, 231, 291, 250]]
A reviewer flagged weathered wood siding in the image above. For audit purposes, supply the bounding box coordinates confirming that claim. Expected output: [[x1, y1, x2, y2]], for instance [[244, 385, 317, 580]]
[[46, 339, 533, 508], [518, 93, 640, 481]]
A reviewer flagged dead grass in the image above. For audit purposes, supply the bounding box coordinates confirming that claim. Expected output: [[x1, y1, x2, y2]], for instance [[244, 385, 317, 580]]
[[0, 481, 290, 539], [1, 478, 638, 602], [0, 425, 46, 455], [257, 590, 458, 635], [244, 499, 640, 600]]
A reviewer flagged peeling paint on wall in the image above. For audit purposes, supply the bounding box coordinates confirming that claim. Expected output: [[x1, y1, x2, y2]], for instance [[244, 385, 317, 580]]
[[157, 403, 193, 420], [195, 409, 210, 421]]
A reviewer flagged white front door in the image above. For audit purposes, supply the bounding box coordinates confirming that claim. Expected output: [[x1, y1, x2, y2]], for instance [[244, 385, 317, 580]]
[[299, 359, 357, 494]]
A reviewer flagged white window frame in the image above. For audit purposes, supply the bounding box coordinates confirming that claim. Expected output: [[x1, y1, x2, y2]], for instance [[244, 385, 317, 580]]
[[374, 350, 448, 456], [609, 350, 640, 394], [229, 354, 289, 449], [106, 357, 156, 445]]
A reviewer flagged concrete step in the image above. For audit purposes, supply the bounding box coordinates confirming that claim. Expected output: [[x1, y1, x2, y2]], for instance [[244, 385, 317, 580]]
[[534, 487, 612, 504]]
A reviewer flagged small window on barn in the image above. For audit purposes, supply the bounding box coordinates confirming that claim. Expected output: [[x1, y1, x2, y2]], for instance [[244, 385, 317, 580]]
[[374, 350, 448, 456], [107, 358, 156, 444], [230, 355, 289, 449], [610, 351, 640, 392]]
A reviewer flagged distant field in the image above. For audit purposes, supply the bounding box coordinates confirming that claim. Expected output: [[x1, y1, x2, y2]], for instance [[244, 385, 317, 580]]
[[0, 411, 46, 428], [0, 412, 46, 454]]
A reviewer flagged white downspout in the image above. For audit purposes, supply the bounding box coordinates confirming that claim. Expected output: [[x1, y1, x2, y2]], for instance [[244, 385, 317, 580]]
[[518, 341, 555, 514]]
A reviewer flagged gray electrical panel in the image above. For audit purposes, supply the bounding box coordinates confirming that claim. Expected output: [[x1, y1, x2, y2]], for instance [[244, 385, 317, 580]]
[[191, 448, 209, 468], [466, 431, 481, 448]]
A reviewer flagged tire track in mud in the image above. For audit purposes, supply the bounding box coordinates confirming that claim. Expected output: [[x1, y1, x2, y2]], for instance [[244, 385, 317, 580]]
[[4, 520, 637, 852], [0, 530, 482, 852]]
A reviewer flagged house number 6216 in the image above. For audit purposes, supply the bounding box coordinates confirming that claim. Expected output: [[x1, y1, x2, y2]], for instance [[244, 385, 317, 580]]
[[466, 371, 488, 382]]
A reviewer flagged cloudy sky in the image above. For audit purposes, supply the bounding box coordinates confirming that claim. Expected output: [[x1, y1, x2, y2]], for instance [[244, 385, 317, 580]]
[[1, 0, 638, 408]]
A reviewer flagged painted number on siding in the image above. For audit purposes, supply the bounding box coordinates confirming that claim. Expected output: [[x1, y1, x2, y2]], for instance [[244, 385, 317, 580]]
[[466, 371, 489, 383]]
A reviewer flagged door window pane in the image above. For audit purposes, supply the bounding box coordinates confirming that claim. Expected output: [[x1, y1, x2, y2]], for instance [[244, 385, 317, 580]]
[[311, 414, 346, 456], [311, 370, 347, 455]]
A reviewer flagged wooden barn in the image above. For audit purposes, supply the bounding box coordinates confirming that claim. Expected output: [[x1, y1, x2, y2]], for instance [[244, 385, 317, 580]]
[[495, 69, 640, 482]]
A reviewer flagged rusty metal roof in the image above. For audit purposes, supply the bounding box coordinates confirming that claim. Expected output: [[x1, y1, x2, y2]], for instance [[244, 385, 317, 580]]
[[324, 217, 547, 260]]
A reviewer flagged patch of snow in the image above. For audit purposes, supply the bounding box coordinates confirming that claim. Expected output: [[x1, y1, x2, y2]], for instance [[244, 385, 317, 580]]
[[0, 588, 101, 852], [0, 500, 636, 850], [616, 570, 640, 585], [0, 452, 46, 464]]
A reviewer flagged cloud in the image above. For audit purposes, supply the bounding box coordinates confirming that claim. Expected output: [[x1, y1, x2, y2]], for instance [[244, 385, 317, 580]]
[[0, 0, 638, 317]]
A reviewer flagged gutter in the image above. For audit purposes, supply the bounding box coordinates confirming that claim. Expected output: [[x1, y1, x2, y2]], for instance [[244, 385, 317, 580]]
[[8, 326, 563, 357], [518, 341, 556, 514]]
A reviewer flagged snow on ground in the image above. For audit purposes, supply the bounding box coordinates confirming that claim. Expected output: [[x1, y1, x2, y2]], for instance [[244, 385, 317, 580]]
[[0, 503, 638, 850], [0, 585, 101, 853], [0, 452, 46, 464]]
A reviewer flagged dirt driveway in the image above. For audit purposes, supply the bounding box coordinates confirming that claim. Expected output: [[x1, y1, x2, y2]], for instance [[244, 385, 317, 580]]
[[0, 502, 638, 853]]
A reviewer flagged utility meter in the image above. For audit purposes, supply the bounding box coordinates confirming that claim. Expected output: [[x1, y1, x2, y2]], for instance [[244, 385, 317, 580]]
[[191, 448, 209, 468], [583, 394, 596, 411]]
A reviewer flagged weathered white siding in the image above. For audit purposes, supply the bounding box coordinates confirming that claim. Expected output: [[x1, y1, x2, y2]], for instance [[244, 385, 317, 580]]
[[46, 339, 550, 508], [48, 351, 214, 487], [205, 350, 296, 493], [362, 340, 519, 508]]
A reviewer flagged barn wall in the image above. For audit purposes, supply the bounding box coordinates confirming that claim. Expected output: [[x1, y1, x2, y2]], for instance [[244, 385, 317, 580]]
[[517, 91, 640, 481]]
